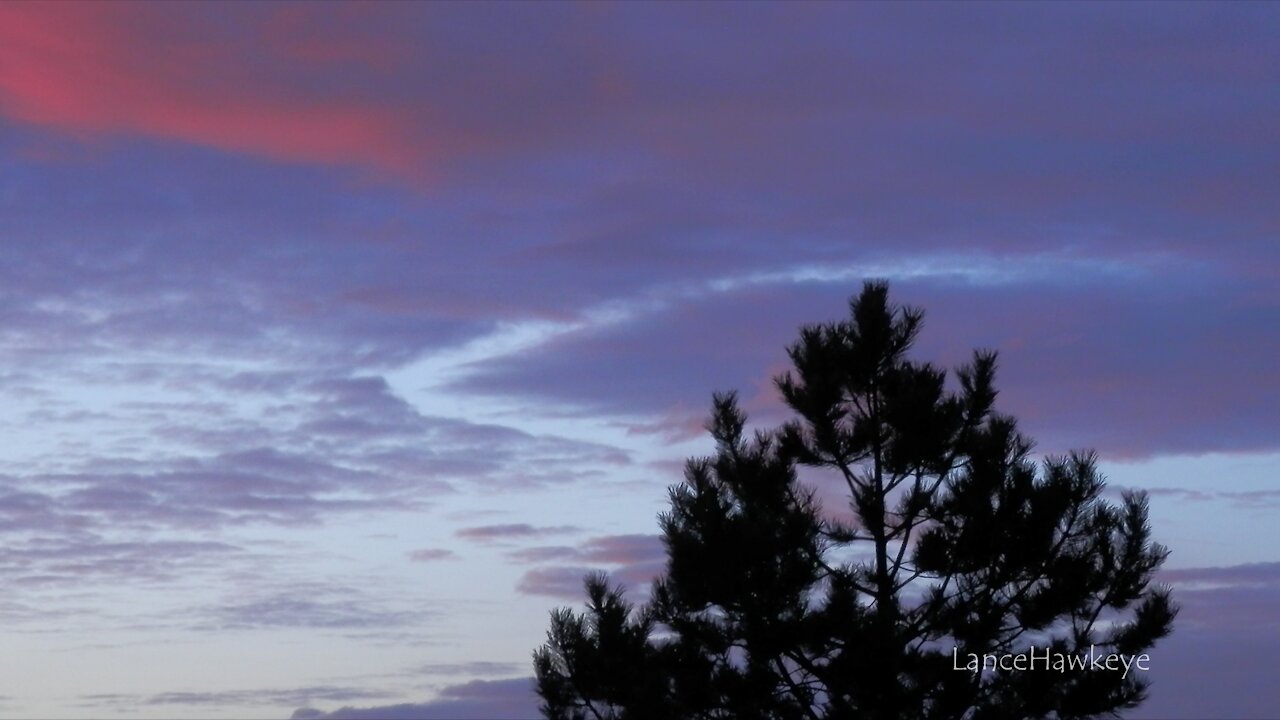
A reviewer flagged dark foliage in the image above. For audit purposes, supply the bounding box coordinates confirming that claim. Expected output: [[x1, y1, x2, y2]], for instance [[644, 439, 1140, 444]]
[[534, 282, 1176, 720]]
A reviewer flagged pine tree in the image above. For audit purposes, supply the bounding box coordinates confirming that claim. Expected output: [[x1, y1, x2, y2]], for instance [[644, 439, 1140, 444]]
[[534, 281, 1176, 720]]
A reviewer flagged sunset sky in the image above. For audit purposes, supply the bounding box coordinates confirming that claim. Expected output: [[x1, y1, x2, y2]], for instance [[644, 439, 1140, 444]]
[[1, 2, 1277, 718]]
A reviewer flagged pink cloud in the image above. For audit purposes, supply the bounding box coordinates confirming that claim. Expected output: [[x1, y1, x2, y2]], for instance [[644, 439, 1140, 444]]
[[0, 3, 430, 179]]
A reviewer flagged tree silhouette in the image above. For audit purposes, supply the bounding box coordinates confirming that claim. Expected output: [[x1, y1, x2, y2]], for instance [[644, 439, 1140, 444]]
[[534, 281, 1175, 720]]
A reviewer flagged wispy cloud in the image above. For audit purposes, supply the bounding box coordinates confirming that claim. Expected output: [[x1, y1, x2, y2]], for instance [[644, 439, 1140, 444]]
[[199, 592, 428, 632], [406, 549, 458, 563], [292, 677, 537, 720], [455, 524, 581, 543], [511, 534, 666, 599], [81, 686, 396, 712]]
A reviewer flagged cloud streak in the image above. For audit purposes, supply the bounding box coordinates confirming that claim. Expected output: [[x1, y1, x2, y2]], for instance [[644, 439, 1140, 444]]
[[456, 524, 581, 543], [292, 677, 537, 720]]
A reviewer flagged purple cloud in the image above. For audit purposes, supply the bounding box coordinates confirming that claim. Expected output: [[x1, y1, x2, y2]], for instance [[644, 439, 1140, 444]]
[[512, 533, 666, 600], [514, 565, 598, 601], [1119, 487, 1280, 509], [202, 593, 426, 632], [455, 270, 1280, 460], [292, 677, 537, 720], [1130, 561, 1280, 717], [3, 4, 1276, 464], [410, 661, 524, 677], [2, 4, 1275, 353], [406, 549, 458, 563], [0, 537, 240, 589], [455, 524, 580, 543], [80, 686, 395, 713], [505, 546, 580, 564], [1161, 561, 1280, 624]]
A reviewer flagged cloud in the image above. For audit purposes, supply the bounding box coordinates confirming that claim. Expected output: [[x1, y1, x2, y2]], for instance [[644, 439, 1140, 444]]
[[201, 592, 426, 632], [577, 533, 665, 565], [3, 2, 1277, 459], [1127, 487, 1217, 503], [80, 685, 395, 712], [506, 546, 580, 564], [511, 533, 664, 566], [512, 534, 666, 600], [5, 4, 1277, 267], [406, 549, 458, 563], [410, 661, 524, 677], [514, 565, 597, 600], [0, 3, 425, 178], [0, 536, 240, 590], [455, 270, 1280, 459], [1129, 561, 1280, 718], [0, 360, 637, 587], [292, 677, 537, 720], [1116, 486, 1280, 509], [455, 524, 580, 543], [1159, 561, 1280, 629]]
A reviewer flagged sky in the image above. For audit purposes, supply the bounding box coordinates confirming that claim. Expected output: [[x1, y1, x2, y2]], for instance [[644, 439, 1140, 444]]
[[0, 1, 1277, 718]]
